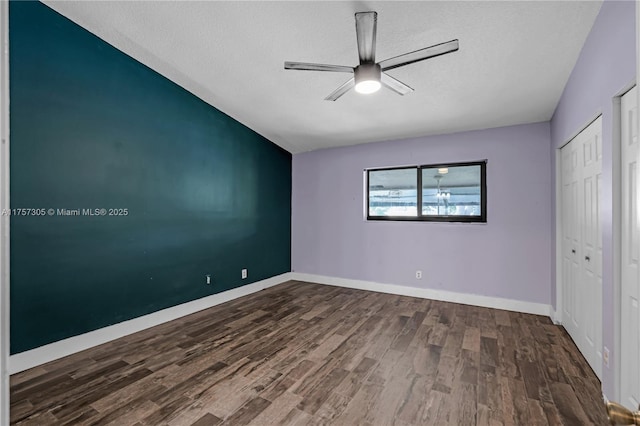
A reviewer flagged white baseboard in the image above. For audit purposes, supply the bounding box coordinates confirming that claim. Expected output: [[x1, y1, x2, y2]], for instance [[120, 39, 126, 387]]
[[9, 272, 293, 374], [290, 272, 552, 318]]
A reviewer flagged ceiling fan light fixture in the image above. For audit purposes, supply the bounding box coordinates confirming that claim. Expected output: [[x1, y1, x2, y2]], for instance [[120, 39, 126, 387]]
[[354, 63, 381, 95], [355, 80, 381, 94]]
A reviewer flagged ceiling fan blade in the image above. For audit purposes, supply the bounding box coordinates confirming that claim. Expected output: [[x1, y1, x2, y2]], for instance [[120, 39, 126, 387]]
[[379, 39, 459, 72], [355, 11, 377, 64], [324, 77, 355, 101], [285, 62, 354, 73], [381, 73, 414, 95]]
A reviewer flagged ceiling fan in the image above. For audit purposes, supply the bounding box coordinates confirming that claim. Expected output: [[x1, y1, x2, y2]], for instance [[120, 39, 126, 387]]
[[284, 11, 459, 101]]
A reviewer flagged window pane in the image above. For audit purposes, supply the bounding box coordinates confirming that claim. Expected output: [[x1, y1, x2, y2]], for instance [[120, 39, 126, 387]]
[[369, 168, 417, 217], [422, 165, 481, 216]]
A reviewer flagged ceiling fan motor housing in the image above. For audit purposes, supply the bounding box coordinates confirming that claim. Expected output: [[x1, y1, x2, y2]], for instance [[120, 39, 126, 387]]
[[355, 63, 381, 85]]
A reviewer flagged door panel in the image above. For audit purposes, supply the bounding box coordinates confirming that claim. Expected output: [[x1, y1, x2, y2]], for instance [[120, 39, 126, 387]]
[[581, 122, 603, 379], [621, 86, 640, 410], [562, 141, 580, 338]]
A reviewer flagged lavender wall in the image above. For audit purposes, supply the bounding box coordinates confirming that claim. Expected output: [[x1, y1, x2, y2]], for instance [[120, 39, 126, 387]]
[[293, 122, 552, 304], [550, 0, 635, 399]]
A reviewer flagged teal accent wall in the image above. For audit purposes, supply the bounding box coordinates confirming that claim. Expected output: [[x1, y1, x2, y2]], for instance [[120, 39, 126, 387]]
[[9, 1, 292, 354]]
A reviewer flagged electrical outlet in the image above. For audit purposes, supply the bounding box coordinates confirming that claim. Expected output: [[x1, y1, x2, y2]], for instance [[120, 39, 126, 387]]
[[416, 270, 422, 279], [241, 269, 248, 279], [604, 346, 610, 367], [206, 274, 211, 285]]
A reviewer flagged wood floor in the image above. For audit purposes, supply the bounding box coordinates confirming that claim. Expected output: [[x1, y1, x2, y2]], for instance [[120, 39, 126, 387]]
[[11, 280, 608, 425]]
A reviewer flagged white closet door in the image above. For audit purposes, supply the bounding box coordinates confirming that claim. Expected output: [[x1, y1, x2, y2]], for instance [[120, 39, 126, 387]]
[[562, 137, 581, 340], [579, 116, 603, 379], [621, 86, 640, 410], [560, 116, 602, 380]]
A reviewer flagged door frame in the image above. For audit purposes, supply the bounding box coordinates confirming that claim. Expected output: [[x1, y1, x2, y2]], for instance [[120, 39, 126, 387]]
[[613, 89, 622, 404]]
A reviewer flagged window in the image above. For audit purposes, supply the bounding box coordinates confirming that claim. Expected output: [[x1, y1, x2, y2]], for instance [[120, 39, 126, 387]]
[[367, 161, 486, 222]]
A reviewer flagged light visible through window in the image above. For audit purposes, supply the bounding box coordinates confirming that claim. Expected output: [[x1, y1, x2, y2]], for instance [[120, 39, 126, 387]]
[[367, 161, 486, 222], [368, 168, 417, 217]]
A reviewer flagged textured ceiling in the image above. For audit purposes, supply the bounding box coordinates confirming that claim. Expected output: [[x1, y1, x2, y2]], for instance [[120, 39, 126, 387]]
[[43, 1, 603, 154]]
